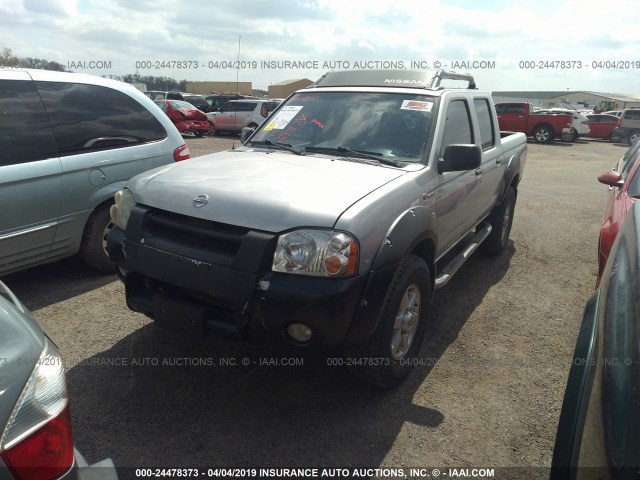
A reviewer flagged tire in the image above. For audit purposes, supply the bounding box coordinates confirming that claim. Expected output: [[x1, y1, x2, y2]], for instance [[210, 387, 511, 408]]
[[480, 186, 516, 256], [208, 122, 216, 136], [533, 125, 553, 144], [347, 255, 431, 388], [80, 203, 116, 273], [195, 130, 205, 138], [627, 130, 640, 146], [561, 128, 578, 142], [609, 132, 621, 142]]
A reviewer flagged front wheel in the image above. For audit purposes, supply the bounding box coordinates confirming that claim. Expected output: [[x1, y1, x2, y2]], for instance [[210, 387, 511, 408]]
[[195, 130, 205, 137], [347, 255, 431, 388], [80, 203, 116, 273], [533, 125, 553, 144], [480, 186, 516, 256], [208, 122, 216, 136]]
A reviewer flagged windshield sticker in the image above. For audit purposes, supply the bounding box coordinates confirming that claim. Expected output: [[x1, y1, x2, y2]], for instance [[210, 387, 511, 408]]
[[263, 105, 304, 130], [401, 100, 433, 112]]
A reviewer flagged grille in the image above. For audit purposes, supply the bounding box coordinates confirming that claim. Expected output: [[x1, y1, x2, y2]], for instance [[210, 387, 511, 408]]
[[142, 209, 250, 267]]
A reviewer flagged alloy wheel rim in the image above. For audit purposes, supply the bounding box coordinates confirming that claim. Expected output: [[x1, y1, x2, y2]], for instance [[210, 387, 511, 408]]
[[391, 284, 421, 360]]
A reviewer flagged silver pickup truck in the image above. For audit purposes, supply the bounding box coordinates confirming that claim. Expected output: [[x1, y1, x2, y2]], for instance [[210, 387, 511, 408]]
[[107, 70, 527, 387]]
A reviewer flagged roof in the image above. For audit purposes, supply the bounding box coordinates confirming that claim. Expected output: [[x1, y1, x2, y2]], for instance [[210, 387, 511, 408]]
[[309, 70, 477, 90], [493, 91, 640, 102]]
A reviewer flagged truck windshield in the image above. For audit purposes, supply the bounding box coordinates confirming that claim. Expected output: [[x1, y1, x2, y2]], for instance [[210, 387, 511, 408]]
[[249, 91, 436, 163]]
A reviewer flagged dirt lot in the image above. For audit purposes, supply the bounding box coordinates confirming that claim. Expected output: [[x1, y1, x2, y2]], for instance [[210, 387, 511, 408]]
[[2, 135, 627, 479]]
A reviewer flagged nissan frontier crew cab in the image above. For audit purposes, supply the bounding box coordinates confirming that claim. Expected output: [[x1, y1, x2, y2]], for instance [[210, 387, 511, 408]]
[[107, 70, 527, 388]]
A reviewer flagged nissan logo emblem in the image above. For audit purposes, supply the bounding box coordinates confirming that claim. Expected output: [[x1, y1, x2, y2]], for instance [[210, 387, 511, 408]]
[[193, 194, 209, 208]]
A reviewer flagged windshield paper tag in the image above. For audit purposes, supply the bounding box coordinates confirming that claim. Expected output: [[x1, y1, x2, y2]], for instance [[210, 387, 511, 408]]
[[263, 106, 304, 130], [401, 100, 433, 112]]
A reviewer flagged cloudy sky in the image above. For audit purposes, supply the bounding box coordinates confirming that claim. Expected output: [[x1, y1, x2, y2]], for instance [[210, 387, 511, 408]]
[[2, 0, 640, 94]]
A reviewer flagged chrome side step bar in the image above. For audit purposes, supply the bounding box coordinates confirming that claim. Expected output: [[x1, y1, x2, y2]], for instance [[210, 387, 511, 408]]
[[434, 222, 492, 289]]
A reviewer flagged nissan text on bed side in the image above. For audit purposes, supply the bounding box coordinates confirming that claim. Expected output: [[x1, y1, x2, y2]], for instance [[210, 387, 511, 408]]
[[107, 70, 527, 388]]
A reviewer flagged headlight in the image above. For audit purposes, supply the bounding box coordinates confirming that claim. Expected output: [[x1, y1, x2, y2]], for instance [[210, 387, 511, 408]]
[[110, 188, 135, 231], [272, 230, 358, 277]]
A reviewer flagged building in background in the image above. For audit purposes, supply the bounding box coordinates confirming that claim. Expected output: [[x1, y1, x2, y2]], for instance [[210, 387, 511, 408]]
[[268, 78, 313, 98], [187, 81, 253, 95]]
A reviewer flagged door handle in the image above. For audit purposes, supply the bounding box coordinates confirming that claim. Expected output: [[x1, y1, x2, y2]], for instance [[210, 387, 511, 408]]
[[496, 158, 502, 165]]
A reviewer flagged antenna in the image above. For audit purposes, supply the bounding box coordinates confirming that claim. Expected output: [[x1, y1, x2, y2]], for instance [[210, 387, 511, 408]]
[[232, 35, 241, 150]]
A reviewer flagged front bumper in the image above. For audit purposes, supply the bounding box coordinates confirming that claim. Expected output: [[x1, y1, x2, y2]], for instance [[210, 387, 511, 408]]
[[107, 214, 395, 347]]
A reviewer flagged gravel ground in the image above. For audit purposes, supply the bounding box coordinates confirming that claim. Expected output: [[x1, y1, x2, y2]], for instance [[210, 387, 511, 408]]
[[2, 134, 628, 479]]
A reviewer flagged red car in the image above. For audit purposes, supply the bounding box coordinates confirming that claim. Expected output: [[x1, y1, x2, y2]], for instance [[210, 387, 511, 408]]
[[597, 140, 640, 280], [155, 100, 209, 137], [586, 114, 620, 140]]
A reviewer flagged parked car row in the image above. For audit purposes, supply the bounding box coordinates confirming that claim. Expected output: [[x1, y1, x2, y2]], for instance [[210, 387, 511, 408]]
[[144, 91, 281, 137], [496, 102, 640, 146]]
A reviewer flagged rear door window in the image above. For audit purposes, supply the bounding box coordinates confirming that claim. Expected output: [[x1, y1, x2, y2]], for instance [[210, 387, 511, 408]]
[[36, 82, 167, 155], [0, 79, 58, 166], [473, 98, 495, 150]]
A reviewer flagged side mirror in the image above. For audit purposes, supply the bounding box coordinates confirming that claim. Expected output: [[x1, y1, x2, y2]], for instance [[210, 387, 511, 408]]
[[439, 144, 481, 174], [240, 127, 255, 144], [597, 170, 624, 188]]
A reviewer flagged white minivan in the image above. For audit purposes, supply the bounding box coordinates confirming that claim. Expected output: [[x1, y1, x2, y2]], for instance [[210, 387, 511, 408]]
[[0, 68, 190, 276]]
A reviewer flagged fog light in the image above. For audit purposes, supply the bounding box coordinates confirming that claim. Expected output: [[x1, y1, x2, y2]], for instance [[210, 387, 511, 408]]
[[287, 323, 312, 342]]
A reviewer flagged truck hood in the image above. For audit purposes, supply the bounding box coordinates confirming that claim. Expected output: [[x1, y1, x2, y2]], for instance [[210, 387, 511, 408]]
[[128, 149, 406, 232]]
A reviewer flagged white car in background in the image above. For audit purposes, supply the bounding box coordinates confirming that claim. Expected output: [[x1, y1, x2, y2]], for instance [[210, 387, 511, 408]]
[[537, 108, 590, 141], [206, 99, 280, 135]]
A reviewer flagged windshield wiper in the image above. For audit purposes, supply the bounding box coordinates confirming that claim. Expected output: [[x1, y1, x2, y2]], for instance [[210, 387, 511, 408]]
[[305, 146, 401, 167], [249, 140, 305, 156]]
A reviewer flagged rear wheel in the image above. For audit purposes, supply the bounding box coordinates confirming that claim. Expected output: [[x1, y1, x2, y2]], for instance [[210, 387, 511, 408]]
[[608, 132, 621, 142], [480, 186, 516, 256], [628, 130, 640, 145], [533, 125, 553, 144], [347, 255, 431, 388], [561, 128, 578, 142], [80, 203, 116, 273]]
